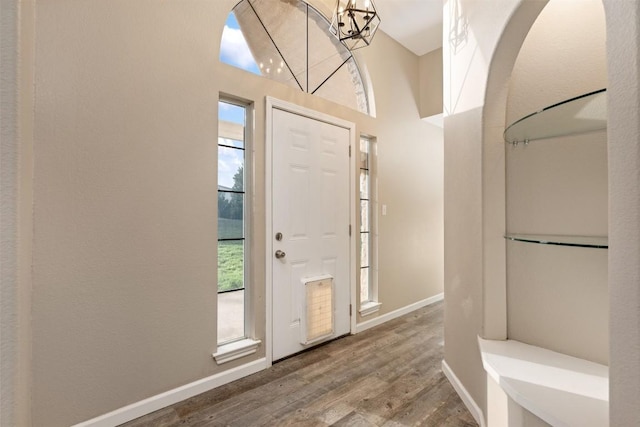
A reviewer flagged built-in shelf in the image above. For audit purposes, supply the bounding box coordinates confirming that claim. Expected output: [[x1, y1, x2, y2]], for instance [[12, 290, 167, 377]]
[[479, 337, 609, 427], [505, 234, 608, 249], [504, 89, 607, 144]]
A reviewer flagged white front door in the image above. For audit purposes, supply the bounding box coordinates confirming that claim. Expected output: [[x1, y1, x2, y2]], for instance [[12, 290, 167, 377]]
[[271, 107, 352, 361]]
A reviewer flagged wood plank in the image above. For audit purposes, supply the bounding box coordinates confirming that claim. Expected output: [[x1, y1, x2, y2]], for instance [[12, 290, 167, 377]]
[[120, 301, 477, 427]]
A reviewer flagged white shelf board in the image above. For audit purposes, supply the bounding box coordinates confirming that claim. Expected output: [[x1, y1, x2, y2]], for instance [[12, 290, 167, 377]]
[[479, 337, 609, 427]]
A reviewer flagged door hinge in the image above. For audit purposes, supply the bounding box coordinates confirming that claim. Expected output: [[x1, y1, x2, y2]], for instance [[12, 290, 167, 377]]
[[349, 304, 352, 316], [349, 224, 352, 236], [349, 145, 352, 157]]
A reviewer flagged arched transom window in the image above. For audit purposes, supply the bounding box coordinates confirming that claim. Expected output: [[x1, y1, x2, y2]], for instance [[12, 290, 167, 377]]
[[220, 0, 372, 115]]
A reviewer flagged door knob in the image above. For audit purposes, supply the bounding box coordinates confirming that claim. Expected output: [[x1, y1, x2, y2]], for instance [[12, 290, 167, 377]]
[[275, 250, 286, 259]]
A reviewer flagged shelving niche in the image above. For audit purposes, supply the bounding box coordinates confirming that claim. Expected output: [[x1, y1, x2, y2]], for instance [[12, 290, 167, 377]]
[[503, 88, 609, 249], [484, 89, 610, 427]]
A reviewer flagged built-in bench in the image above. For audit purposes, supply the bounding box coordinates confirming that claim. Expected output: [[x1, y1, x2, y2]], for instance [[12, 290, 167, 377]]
[[479, 337, 609, 427]]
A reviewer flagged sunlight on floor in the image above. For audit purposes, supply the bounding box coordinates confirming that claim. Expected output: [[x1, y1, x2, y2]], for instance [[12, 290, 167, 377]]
[[218, 290, 244, 343]]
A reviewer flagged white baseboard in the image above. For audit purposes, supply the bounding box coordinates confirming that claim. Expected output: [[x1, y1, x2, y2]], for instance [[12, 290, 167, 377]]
[[442, 359, 486, 427], [355, 292, 443, 333], [74, 294, 444, 426], [73, 358, 269, 427]]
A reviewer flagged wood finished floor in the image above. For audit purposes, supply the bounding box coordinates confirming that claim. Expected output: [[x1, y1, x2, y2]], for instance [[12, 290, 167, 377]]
[[122, 301, 477, 427]]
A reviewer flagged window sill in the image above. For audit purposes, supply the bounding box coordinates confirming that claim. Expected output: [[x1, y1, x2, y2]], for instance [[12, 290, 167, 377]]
[[213, 338, 261, 365], [359, 301, 382, 317]]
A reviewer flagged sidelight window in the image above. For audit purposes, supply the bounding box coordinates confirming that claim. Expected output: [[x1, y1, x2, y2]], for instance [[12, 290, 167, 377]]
[[359, 136, 380, 315], [217, 99, 249, 345]]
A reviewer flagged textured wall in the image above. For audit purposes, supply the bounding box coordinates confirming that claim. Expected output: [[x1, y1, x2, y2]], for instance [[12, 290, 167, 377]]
[[1, 0, 34, 425], [358, 35, 444, 316], [506, 0, 607, 124], [419, 48, 443, 118], [32, 3, 223, 425], [1, 1, 19, 425], [604, 2, 640, 425]]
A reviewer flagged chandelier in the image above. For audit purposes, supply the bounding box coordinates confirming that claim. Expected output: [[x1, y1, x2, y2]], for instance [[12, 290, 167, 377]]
[[330, 0, 381, 51]]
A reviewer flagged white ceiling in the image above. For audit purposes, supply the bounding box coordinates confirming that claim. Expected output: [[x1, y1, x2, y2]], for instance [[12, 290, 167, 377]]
[[374, 0, 443, 56]]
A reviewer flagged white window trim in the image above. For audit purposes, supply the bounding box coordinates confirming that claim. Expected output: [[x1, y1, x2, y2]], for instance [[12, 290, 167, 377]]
[[217, 97, 254, 346], [359, 135, 379, 312], [213, 338, 262, 365], [359, 301, 382, 317]]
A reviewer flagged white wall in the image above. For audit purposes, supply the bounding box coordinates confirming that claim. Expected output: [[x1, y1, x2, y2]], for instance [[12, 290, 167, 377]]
[[2, 0, 445, 425]]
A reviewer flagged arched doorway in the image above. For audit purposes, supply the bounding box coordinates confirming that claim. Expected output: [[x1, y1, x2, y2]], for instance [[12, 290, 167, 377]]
[[478, 0, 640, 425]]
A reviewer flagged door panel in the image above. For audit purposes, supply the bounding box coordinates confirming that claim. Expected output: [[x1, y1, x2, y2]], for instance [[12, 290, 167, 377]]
[[272, 108, 351, 361]]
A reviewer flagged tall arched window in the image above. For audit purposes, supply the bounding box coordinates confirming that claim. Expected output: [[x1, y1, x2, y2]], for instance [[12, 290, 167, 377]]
[[220, 0, 372, 115]]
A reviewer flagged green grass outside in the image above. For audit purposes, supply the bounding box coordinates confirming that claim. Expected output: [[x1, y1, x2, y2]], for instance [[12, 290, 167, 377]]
[[218, 218, 244, 292]]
